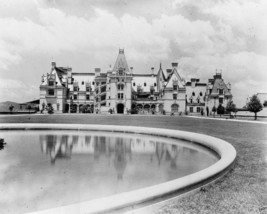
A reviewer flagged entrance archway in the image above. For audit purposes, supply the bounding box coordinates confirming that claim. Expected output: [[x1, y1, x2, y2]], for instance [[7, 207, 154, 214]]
[[117, 103, 124, 114]]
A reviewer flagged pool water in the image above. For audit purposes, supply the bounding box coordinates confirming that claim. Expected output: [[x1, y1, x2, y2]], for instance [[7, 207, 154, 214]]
[[0, 130, 218, 214]]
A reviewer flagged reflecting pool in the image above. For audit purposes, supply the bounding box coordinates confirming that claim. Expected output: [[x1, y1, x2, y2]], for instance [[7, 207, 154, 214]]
[[0, 130, 218, 214]]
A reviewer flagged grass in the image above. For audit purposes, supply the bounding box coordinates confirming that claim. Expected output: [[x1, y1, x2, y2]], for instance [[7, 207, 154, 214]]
[[0, 114, 267, 213]]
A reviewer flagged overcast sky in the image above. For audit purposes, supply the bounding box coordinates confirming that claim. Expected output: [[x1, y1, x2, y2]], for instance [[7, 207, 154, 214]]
[[0, 0, 266, 107]]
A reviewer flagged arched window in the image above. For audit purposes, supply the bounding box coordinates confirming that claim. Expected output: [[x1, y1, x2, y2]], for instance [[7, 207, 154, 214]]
[[200, 92, 203, 96], [171, 104, 179, 112], [192, 92, 195, 96]]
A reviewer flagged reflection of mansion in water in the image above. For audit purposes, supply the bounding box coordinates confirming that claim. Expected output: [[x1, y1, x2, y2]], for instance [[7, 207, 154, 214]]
[[39, 134, 190, 179], [40, 49, 232, 115]]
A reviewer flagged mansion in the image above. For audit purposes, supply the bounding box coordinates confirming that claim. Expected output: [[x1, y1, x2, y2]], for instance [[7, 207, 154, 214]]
[[39, 49, 232, 115]]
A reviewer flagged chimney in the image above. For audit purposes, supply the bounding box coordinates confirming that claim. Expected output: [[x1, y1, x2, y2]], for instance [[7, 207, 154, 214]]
[[51, 62, 56, 69], [67, 68, 72, 84], [95, 68, 101, 77], [151, 67, 154, 76], [166, 69, 172, 73], [171, 62, 178, 69]]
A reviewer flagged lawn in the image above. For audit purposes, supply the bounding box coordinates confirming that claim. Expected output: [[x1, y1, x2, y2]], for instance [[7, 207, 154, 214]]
[[0, 114, 267, 213]]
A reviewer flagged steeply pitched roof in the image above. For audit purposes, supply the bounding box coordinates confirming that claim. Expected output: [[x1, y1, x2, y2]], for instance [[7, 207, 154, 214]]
[[211, 78, 231, 96], [113, 49, 130, 73]]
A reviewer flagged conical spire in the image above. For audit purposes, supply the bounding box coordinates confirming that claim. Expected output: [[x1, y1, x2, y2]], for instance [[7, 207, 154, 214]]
[[113, 49, 130, 74]]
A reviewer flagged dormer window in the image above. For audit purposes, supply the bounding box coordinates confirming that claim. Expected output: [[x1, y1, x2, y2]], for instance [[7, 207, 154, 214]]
[[144, 82, 146, 87], [219, 89, 224, 95], [190, 98, 193, 103], [118, 68, 124, 76], [48, 81, 54, 86], [74, 86, 78, 91], [173, 85, 178, 90]]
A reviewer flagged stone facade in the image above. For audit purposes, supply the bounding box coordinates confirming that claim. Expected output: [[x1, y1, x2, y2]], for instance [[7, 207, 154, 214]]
[[39, 49, 232, 115]]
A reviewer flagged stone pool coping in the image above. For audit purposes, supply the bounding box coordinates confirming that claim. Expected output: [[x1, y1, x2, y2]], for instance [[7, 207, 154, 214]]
[[0, 123, 237, 214]]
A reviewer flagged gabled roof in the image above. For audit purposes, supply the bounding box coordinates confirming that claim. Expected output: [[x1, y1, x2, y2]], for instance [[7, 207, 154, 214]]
[[113, 49, 130, 73], [165, 68, 185, 89]]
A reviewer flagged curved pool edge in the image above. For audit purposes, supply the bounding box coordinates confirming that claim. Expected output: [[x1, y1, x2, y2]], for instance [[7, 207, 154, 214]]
[[0, 123, 237, 214]]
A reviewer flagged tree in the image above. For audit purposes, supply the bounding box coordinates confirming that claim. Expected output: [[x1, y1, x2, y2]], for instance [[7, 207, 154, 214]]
[[247, 95, 263, 120], [9, 105, 14, 114], [46, 103, 54, 114], [212, 106, 217, 117], [217, 104, 225, 117], [226, 100, 237, 117], [27, 104, 32, 114]]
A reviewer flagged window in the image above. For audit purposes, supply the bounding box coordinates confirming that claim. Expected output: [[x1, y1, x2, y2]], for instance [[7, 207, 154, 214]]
[[118, 69, 124, 76], [200, 92, 203, 96], [118, 93, 124, 99], [57, 103, 60, 111], [48, 81, 54, 86], [197, 107, 201, 112], [101, 86, 106, 93], [154, 83, 157, 87], [190, 107, 194, 112], [219, 89, 224, 95], [82, 81, 84, 85], [74, 94, 77, 100], [192, 92, 195, 96], [171, 104, 179, 112], [173, 85, 178, 90], [144, 82, 146, 87], [173, 94, 177, 100], [48, 89, 54, 96], [197, 98, 200, 103], [101, 95, 106, 101], [86, 95, 90, 100], [92, 81, 95, 85], [117, 84, 124, 90], [190, 99, 193, 103], [219, 97, 223, 104], [133, 82, 136, 86], [74, 86, 78, 91], [86, 87, 90, 92]]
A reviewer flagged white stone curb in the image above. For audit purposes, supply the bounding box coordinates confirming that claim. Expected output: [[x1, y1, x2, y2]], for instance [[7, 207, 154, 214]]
[[0, 123, 237, 214]]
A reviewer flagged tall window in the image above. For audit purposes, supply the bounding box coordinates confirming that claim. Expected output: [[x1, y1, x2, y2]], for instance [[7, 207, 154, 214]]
[[117, 84, 124, 90], [118, 93, 124, 99], [190, 107, 194, 112], [219, 97, 223, 104], [173, 94, 177, 100], [74, 94, 77, 100], [86, 95, 90, 100], [197, 107, 201, 112], [171, 104, 179, 112]]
